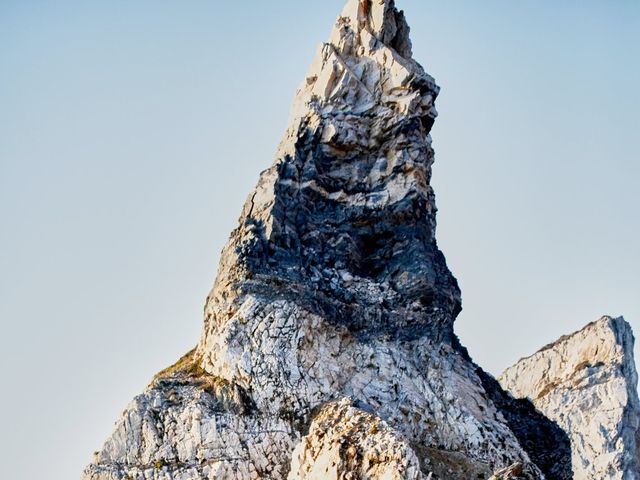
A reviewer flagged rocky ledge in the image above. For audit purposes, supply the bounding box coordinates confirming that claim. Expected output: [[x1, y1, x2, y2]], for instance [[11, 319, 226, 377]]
[[83, 1, 639, 479]]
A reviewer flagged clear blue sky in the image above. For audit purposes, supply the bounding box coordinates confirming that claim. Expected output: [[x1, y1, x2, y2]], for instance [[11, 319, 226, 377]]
[[1, 1, 638, 479]]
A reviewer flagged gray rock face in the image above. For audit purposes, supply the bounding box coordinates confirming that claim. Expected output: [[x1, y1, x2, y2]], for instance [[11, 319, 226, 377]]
[[82, 1, 638, 479], [499, 317, 640, 480]]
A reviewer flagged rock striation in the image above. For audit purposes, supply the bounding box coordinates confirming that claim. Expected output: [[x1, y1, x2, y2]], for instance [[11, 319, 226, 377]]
[[83, 1, 638, 479], [499, 317, 640, 480]]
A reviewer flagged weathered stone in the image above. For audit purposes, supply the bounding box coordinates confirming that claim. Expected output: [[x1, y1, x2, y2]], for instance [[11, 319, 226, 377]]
[[199, 0, 460, 353], [490, 463, 525, 480], [82, 1, 638, 479], [287, 398, 425, 480], [499, 316, 640, 480]]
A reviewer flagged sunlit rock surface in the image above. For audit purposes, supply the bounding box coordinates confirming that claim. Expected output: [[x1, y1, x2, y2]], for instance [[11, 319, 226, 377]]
[[83, 1, 636, 479], [287, 398, 424, 480], [499, 316, 640, 480]]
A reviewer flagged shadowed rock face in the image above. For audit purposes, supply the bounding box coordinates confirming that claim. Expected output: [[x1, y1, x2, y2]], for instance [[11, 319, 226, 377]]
[[82, 2, 636, 480], [476, 369, 573, 479]]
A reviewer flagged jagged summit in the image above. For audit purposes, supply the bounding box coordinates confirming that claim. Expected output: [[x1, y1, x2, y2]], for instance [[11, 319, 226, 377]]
[[83, 2, 639, 480], [338, 0, 413, 58], [200, 0, 459, 360]]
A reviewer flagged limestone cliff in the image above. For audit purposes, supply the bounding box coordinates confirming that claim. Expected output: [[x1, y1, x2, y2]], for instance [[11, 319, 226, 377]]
[[82, 1, 637, 479], [499, 317, 640, 480]]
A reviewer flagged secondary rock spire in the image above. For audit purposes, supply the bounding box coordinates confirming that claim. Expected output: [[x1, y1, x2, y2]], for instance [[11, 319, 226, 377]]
[[499, 317, 640, 480]]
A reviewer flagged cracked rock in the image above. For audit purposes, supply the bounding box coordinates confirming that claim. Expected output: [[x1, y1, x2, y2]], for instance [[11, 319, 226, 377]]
[[83, 1, 639, 479]]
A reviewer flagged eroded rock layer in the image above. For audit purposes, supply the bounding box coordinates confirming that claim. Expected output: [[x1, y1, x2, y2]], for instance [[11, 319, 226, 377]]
[[499, 317, 640, 480]]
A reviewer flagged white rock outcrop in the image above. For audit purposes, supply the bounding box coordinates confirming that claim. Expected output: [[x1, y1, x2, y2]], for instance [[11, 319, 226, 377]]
[[288, 398, 425, 480], [499, 316, 640, 480]]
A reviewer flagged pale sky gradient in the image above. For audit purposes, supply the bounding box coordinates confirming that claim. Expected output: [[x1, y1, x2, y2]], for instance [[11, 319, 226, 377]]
[[1, 1, 638, 479]]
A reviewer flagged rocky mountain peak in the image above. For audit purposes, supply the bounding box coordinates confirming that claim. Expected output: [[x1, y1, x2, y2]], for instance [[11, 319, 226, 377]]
[[200, 0, 459, 357], [83, 2, 640, 480]]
